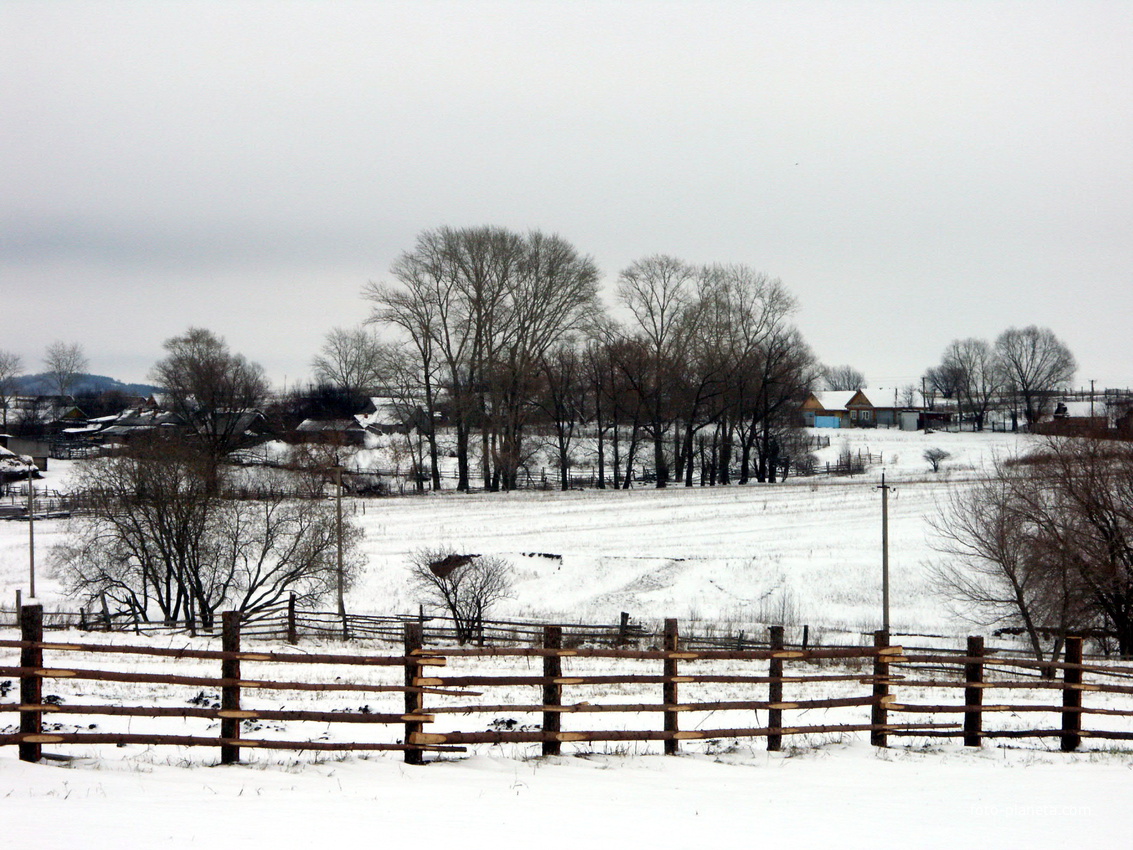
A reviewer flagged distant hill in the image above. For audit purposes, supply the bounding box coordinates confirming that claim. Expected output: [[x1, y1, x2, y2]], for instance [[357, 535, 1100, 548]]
[[15, 372, 162, 398]]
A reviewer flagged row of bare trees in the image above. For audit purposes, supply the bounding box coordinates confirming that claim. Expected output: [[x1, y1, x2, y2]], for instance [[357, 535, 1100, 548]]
[[924, 326, 1077, 430], [346, 227, 817, 491]]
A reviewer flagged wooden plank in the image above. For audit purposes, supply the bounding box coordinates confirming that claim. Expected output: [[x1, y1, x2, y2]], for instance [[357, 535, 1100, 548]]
[[424, 696, 884, 715], [0, 638, 439, 668], [414, 722, 959, 746], [428, 645, 903, 662], [0, 732, 465, 752], [4, 703, 426, 724]]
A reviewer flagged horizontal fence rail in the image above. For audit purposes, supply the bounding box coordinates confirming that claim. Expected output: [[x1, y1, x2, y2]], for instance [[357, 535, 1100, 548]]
[[0, 600, 946, 653], [3, 606, 1132, 767]]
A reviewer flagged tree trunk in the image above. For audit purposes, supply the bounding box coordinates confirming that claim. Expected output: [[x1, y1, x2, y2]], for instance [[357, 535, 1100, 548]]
[[456, 423, 470, 492]]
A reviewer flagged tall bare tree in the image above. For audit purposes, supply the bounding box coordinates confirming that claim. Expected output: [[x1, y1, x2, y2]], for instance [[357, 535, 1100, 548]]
[[924, 361, 965, 403], [364, 261, 444, 490], [150, 328, 270, 467], [616, 255, 700, 488], [491, 231, 600, 489], [937, 338, 1002, 430], [0, 350, 22, 430], [367, 226, 598, 492], [995, 325, 1076, 426], [534, 339, 588, 491], [311, 325, 392, 398], [43, 341, 88, 398]]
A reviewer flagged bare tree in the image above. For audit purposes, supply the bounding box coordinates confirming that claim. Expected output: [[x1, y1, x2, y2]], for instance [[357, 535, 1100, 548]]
[[821, 364, 866, 391], [43, 341, 88, 398], [311, 325, 393, 398], [930, 437, 1133, 658], [534, 339, 588, 491], [150, 328, 270, 467], [0, 350, 22, 430], [938, 338, 1002, 430], [368, 226, 599, 492], [503, 232, 600, 487], [995, 326, 1076, 426], [52, 438, 361, 630], [929, 457, 1084, 662], [924, 361, 965, 403], [923, 447, 951, 472], [409, 549, 513, 644], [616, 255, 700, 487], [364, 264, 444, 491]]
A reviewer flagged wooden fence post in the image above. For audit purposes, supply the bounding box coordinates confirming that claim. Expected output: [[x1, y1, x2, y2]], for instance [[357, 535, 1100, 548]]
[[286, 592, 298, 645], [19, 604, 43, 763], [220, 610, 242, 765], [1061, 636, 1083, 752], [767, 625, 784, 752], [618, 611, 630, 647], [963, 635, 984, 747], [663, 618, 679, 755], [543, 625, 562, 756], [404, 622, 425, 765], [870, 629, 889, 748]]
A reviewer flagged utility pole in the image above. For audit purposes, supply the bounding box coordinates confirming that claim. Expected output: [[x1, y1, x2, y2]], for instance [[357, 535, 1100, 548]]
[[1090, 379, 1096, 421], [877, 471, 891, 634], [334, 464, 345, 619], [27, 467, 35, 599]]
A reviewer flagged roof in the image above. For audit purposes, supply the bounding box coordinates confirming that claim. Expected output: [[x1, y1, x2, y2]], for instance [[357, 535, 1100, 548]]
[[296, 419, 365, 433], [357, 398, 411, 429], [808, 391, 858, 412], [1055, 401, 1103, 418], [858, 388, 929, 411]]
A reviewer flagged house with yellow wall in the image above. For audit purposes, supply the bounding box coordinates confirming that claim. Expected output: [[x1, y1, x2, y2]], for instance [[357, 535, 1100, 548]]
[[800, 390, 875, 428]]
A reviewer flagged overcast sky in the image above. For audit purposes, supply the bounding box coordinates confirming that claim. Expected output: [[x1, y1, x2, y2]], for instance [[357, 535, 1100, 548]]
[[3, 1, 1131, 392]]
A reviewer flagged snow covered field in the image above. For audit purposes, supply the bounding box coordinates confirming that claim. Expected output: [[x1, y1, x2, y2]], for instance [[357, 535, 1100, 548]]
[[2, 427, 1035, 641], [9, 427, 1132, 850]]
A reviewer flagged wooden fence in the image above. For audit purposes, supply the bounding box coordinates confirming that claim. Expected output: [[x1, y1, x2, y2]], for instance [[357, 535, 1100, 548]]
[[0, 601, 813, 652], [4, 606, 1133, 766]]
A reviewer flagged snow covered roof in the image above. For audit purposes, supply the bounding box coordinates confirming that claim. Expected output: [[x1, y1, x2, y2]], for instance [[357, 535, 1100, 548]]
[[808, 391, 858, 412], [357, 398, 410, 429], [297, 419, 364, 432], [858, 388, 930, 410], [1054, 400, 1103, 418], [0, 444, 35, 477]]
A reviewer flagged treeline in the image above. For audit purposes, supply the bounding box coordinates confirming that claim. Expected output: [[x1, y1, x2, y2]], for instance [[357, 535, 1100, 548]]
[[334, 226, 816, 491], [923, 328, 1077, 430]]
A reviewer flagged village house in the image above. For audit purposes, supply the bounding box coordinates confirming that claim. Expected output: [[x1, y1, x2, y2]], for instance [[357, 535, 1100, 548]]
[[800, 389, 946, 430]]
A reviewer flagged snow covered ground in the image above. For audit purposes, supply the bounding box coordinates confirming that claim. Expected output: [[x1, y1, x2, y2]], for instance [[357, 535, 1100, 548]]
[[4, 427, 1132, 848], [6, 744, 1130, 850]]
